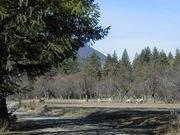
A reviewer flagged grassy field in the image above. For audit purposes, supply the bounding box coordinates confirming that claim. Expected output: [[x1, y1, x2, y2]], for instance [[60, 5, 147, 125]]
[[8, 99, 180, 109], [4, 99, 180, 135]]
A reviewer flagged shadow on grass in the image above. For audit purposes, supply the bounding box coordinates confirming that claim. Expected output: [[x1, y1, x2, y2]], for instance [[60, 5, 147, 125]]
[[11, 108, 178, 135], [85, 109, 176, 135]]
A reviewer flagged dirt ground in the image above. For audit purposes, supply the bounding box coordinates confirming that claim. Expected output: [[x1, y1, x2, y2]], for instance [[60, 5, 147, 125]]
[[4, 100, 180, 135]]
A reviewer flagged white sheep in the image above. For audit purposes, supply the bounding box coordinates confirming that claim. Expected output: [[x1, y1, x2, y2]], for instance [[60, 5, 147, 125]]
[[135, 98, 139, 104], [135, 98, 144, 104], [108, 98, 112, 104], [97, 98, 101, 103], [138, 98, 144, 104], [125, 99, 131, 103]]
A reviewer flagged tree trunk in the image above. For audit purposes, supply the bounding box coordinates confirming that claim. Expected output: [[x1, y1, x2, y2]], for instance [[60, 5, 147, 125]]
[[145, 95, 148, 102], [85, 94, 89, 102], [0, 97, 9, 129], [120, 93, 123, 102], [152, 93, 156, 103], [117, 91, 121, 101], [153, 97, 156, 103], [121, 90, 129, 102]]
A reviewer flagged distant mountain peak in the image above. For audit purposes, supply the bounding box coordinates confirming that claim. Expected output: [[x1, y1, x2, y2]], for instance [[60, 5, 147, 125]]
[[77, 46, 106, 65]]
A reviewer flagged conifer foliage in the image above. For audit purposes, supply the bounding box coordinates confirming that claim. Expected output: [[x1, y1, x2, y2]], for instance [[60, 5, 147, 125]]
[[83, 52, 101, 79], [8, 47, 180, 105], [0, 0, 109, 128]]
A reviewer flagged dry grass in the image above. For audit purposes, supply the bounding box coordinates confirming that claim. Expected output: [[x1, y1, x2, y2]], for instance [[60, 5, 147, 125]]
[[11, 106, 179, 135], [164, 118, 180, 135], [8, 99, 180, 109], [16, 100, 45, 113], [9, 99, 180, 115], [6, 99, 180, 135], [42, 99, 180, 110]]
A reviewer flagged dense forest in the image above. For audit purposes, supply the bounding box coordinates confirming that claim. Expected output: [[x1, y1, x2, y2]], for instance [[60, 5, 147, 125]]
[[11, 47, 180, 103]]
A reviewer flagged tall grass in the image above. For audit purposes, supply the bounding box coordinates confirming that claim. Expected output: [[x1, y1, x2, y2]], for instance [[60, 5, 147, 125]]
[[17, 100, 46, 113]]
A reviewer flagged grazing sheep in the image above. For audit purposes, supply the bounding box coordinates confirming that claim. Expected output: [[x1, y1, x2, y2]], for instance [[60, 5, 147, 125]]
[[97, 98, 101, 103], [138, 98, 144, 104], [135, 98, 144, 104], [97, 98, 112, 103], [125, 99, 131, 103], [135, 98, 139, 104], [108, 98, 112, 104]]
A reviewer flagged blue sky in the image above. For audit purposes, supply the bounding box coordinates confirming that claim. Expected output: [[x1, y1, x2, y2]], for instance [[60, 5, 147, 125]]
[[92, 0, 180, 60]]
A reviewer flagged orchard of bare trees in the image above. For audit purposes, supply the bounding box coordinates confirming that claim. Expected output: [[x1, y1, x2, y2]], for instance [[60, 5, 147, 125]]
[[12, 47, 180, 103]]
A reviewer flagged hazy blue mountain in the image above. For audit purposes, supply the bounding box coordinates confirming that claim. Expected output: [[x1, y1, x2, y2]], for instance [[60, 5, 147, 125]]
[[77, 46, 106, 65]]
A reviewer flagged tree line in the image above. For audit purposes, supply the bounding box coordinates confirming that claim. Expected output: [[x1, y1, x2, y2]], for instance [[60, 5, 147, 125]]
[[13, 47, 180, 103]]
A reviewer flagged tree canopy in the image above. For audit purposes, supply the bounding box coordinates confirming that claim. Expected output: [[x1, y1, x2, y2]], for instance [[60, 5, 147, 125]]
[[0, 0, 109, 96], [0, 0, 110, 127], [82, 52, 101, 79]]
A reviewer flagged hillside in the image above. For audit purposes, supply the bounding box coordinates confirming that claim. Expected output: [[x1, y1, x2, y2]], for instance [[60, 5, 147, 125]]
[[77, 46, 106, 65]]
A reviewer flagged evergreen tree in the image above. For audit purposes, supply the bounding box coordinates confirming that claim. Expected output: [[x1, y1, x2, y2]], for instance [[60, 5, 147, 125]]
[[174, 49, 180, 68], [50, 58, 80, 76], [103, 52, 119, 78], [119, 49, 131, 71], [168, 52, 174, 60], [112, 50, 132, 101], [103, 54, 112, 77], [83, 52, 101, 79], [133, 47, 152, 72], [141, 47, 152, 64], [58, 58, 80, 75], [132, 53, 141, 69], [152, 47, 159, 64], [110, 51, 119, 76], [112, 51, 118, 63], [159, 51, 169, 66], [0, 0, 109, 127], [168, 52, 174, 67]]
